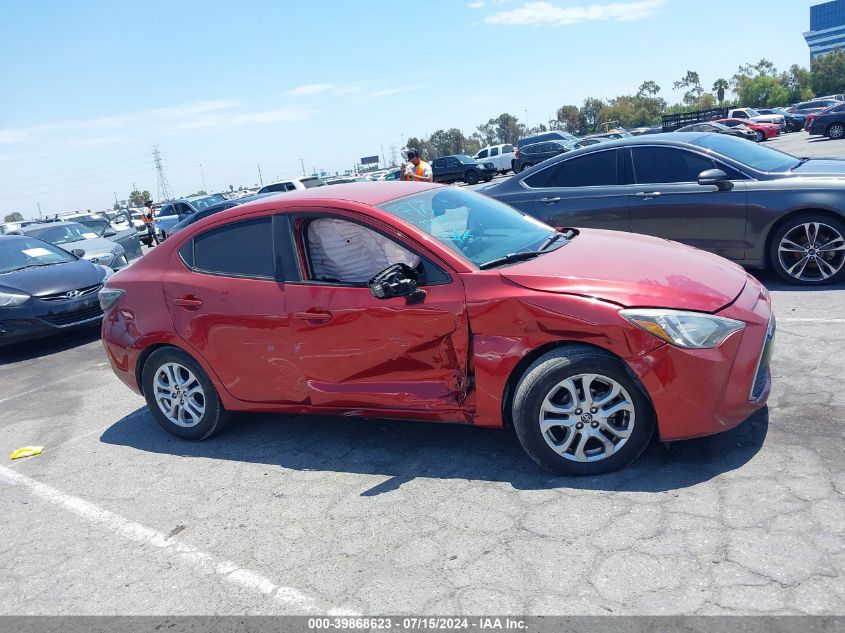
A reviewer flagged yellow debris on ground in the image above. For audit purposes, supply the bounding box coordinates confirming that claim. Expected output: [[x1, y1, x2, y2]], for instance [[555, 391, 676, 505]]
[[9, 446, 44, 460]]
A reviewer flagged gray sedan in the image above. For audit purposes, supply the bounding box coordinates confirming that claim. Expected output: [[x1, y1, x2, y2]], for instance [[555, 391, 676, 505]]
[[482, 132, 845, 285], [12, 222, 129, 270]]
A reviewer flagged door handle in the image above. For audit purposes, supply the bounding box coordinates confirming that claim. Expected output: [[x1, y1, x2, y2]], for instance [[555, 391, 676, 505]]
[[293, 311, 332, 323], [635, 191, 662, 200], [172, 296, 203, 309], [539, 196, 561, 204]]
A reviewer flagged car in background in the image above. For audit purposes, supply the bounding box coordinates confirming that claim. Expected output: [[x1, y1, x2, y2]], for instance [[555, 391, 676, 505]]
[[517, 131, 578, 151], [256, 176, 327, 195], [153, 194, 228, 240], [788, 98, 842, 115], [100, 182, 772, 476], [573, 137, 612, 148], [514, 139, 576, 172], [11, 222, 129, 270], [805, 102, 845, 140], [59, 211, 142, 259], [757, 108, 805, 133], [676, 121, 757, 141], [432, 155, 497, 185], [0, 234, 113, 346], [474, 144, 516, 174], [0, 220, 39, 235], [714, 118, 779, 142], [377, 168, 401, 181], [628, 126, 663, 136], [483, 132, 845, 286], [727, 107, 785, 130], [815, 94, 845, 103], [167, 194, 275, 237]]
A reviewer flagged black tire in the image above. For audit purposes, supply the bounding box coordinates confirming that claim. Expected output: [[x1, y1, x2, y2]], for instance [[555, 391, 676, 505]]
[[512, 346, 655, 476], [827, 122, 845, 140], [483, 176, 494, 182], [520, 163, 534, 172], [768, 213, 845, 285], [464, 170, 479, 185], [754, 130, 765, 142], [141, 347, 229, 440]]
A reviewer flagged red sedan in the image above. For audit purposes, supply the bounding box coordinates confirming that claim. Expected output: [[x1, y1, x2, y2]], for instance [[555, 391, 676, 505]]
[[99, 183, 774, 475], [714, 118, 780, 142]]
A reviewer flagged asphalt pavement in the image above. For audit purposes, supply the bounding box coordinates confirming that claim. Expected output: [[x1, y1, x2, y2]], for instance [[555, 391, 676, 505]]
[[1, 131, 844, 616]]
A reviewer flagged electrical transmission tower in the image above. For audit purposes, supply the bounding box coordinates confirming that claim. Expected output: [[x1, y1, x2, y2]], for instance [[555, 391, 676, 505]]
[[152, 146, 173, 201]]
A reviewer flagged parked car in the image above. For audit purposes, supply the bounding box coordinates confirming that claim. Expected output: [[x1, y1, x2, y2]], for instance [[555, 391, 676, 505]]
[[675, 121, 757, 141], [168, 194, 274, 237], [628, 126, 663, 136], [154, 194, 228, 240], [256, 176, 327, 195], [726, 107, 785, 130], [515, 139, 576, 172], [757, 108, 805, 133], [573, 137, 611, 148], [11, 222, 129, 270], [59, 211, 142, 259], [0, 234, 112, 346], [0, 220, 39, 235], [432, 155, 497, 185], [377, 168, 401, 181], [814, 94, 845, 103], [517, 131, 578, 150], [788, 99, 842, 115], [805, 102, 845, 140], [100, 182, 773, 475], [474, 144, 516, 174], [714, 118, 779, 142], [483, 132, 845, 285]]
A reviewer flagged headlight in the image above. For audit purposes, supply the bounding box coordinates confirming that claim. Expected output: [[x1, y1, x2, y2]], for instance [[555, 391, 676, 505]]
[[620, 309, 744, 349], [98, 265, 115, 281], [0, 291, 30, 307], [98, 287, 124, 311]]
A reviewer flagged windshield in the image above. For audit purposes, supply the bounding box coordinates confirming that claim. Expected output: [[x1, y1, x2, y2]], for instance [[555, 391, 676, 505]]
[[301, 177, 326, 189], [376, 188, 557, 268], [188, 194, 226, 210], [26, 222, 99, 245], [691, 133, 797, 172], [745, 108, 760, 116], [457, 155, 478, 164], [0, 237, 75, 273]]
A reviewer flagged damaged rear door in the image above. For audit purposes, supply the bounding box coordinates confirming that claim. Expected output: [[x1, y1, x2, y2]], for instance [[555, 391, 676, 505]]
[[283, 212, 471, 413]]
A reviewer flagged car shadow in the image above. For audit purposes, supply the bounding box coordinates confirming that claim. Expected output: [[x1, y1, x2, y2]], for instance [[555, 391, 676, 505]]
[[100, 406, 769, 494], [753, 270, 843, 292], [0, 326, 101, 365]]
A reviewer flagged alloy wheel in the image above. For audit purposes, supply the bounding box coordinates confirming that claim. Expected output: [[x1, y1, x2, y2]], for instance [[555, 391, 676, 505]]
[[539, 373, 635, 463], [153, 362, 206, 428], [829, 123, 845, 140], [777, 222, 845, 282]]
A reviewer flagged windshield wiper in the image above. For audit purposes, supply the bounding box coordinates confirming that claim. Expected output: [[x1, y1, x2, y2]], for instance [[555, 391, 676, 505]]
[[537, 228, 577, 252], [479, 251, 544, 270]]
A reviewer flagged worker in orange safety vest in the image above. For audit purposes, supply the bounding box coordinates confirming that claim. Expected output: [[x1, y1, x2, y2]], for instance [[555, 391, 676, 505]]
[[401, 148, 433, 182]]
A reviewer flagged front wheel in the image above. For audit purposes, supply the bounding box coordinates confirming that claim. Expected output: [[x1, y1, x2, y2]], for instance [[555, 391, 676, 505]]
[[828, 123, 845, 140], [512, 347, 655, 476], [464, 170, 479, 185], [769, 215, 845, 285], [141, 347, 229, 440], [754, 130, 765, 142]]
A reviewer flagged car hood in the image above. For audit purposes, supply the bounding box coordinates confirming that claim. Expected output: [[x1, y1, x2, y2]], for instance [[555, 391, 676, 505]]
[[751, 115, 782, 123], [790, 158, 845, 176], [497, 229, 747, 312], [0, 259, 105, 296]]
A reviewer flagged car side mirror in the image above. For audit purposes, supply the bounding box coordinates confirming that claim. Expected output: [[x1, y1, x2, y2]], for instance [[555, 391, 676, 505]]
[[102, 227, 117, 237], [368, 263, 426, 303], [72, 248, 86, 257], [698, 169, 733, 191]]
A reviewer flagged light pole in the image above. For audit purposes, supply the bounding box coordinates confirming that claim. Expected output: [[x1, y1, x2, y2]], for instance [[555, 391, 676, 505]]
[[200, 163, 207, 192], [524, 109, 529, 128]]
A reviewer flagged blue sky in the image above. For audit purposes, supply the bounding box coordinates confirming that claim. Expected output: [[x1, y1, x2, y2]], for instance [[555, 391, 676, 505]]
[[0, 0, 821, 216]]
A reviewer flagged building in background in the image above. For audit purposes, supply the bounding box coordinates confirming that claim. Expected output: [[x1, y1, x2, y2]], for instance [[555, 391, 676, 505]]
[[804, 0, 845, 59]]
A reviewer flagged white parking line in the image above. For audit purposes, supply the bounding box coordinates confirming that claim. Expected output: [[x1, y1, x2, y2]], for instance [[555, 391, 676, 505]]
[[0, 465, 326, 613], [777, 318, 845, 323]]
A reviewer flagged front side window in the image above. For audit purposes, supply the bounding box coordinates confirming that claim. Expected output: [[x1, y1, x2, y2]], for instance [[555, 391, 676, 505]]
[[376, 187, 556, 268], [191, 217, 274, 279], [477, 149, 488, 158], [631, 147, 715, 184], [526, 150, 618, 188], [446, 158, 460, 168], [490, 147, 499, 156]]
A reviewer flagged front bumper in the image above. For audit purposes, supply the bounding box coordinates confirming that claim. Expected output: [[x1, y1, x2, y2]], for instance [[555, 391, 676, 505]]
[[627, 276, 773, 442], [0, 292, 104, 347]]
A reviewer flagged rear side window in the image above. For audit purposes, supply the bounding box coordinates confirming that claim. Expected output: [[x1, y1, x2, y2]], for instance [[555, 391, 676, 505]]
[[192, 217, 274, 279], [632, 147, 715, 184], [526, 150, 618, 188], [490, 147, 499, 156]]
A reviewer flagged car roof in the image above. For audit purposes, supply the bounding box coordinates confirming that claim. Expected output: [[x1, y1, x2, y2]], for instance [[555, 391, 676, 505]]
[[19, 221, 80, 229], [243, 181, 442, 208]]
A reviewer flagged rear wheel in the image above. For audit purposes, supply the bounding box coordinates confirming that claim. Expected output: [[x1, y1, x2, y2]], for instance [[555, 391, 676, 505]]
[[769, 214, 845, 285], [828, 123, 845, 140], [512, 347, 655, 476], [141, 347, 229, 440], [464, 170, 479, 185]]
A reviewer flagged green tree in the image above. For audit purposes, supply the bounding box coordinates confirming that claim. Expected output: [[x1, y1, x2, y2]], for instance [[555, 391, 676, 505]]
[[128, 189, 152, 207], [712, 78, 729, 104], [637, 81, 661, 97], [735, 74, 790, 108], [673, 70, 704, 106], [4, 212, 24, 222], [811, 48, 845, 97], [781, 64, 814, 103], [555, 105, 580, 133], [578, 98, 606, 134]]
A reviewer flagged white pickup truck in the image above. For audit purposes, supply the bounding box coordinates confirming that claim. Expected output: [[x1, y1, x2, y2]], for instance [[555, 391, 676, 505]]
[[727, 107, 785, 130], [474, 144, 516, 174]]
